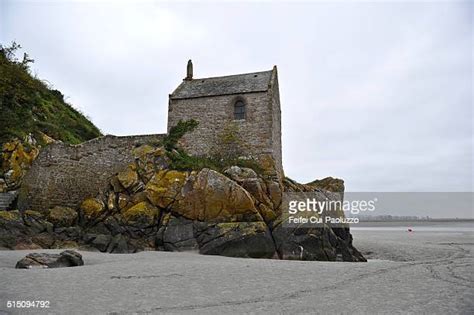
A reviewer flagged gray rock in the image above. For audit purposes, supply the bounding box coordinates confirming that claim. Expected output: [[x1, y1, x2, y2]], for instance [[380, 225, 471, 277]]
[[15, 250, 84, 269], [107, 234, 128, 253], [223, 166, 258, 182], [196, 222, 276, 258], [162, 216, 198, 251], [272, 224, 338, 260], [91, 234, 112, 252]]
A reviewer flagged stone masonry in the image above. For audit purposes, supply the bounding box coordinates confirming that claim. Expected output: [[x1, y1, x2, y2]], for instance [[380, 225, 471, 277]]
[[18, 134, 164, 211]]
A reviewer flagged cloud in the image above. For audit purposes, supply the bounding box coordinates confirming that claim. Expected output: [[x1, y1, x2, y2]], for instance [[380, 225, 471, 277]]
[[2, 1, 472, 200]]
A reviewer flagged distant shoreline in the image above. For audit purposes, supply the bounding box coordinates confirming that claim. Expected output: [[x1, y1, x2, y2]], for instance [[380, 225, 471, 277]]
[[355, 218, 474, 223]]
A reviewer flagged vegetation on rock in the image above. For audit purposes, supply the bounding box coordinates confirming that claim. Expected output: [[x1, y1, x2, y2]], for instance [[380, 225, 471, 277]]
[[0, 42, 101, 148], [163, 120, 264, 174]]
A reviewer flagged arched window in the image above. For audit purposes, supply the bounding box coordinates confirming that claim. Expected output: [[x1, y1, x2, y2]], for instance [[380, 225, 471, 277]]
[[234, 100, 246, 120]]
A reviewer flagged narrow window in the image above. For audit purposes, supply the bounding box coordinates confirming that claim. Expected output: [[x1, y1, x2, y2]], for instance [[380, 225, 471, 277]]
[[234, 100, 246, 120]]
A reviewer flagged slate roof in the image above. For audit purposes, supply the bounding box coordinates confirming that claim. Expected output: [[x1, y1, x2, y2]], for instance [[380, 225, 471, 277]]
[[170, 69, 273, 99]]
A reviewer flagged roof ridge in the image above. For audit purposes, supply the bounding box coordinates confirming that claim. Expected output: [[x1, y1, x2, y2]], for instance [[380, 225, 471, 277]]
[[190, 69, 273, 81]]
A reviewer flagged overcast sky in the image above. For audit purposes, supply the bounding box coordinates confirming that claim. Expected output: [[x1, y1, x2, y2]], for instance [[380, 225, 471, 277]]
[[1, 0, 472, 196]]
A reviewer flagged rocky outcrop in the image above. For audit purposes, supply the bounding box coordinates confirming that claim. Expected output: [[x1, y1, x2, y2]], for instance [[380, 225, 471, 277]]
[[306, 177, 345, 193], [1, 136, 39, 192], [1, 144, 365, 262], [15, 250, 84, 269]]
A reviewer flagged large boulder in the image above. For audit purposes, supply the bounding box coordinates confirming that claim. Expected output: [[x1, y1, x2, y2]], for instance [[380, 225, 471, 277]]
[[145, 170, 189, 208], [173, 168, 262, 223], [157, 214, 199, 251], [196, 222, 276, 258], [15, 250, 84, 269], [271, 216, 339, 261]]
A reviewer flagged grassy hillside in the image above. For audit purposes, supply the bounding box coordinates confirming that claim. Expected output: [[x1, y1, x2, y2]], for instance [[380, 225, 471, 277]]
[[0, 42, 102, 147]]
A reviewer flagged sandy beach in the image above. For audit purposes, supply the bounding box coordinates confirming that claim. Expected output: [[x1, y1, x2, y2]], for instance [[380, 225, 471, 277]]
[[1, 221, 472, 314]]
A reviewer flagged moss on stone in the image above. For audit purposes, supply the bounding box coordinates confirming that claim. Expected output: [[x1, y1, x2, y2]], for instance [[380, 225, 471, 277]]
[[47, 206, 78, 227], [116, 164, 139, 190], [0, 210, 22, 222], [145, 170, 188, 208], [24, 210, 44, 220], [80, 198, 105, 219], [121, 201, 159, 225]]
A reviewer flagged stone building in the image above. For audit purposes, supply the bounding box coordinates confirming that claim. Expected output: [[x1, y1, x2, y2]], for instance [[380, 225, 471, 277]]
[[18, 61, 283, 211], [168, 61, 283, 177]]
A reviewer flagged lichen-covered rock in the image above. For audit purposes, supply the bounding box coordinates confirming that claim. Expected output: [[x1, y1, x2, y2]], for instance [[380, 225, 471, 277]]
[[15, 250, 84, 269], [117, 164, 139, 190], [196, 222, 276, 258], [121, 201, 159, 227], [145, 170, 189, 208], [173, 168, 262, 223], [265, 179, 283, 209], [257, 153, 279, 177], [80, 198, 105, 219], [3, 139, 364, 262], [0, 209, 22, 224], [117, 193, 131, 210], [1, 138, 39, 190], [133, 145, 170, 181], [224, 166, 281, 221], [47, 206, 78, 227], [224, 166, 258, 182], [306, 177, 345, 193]]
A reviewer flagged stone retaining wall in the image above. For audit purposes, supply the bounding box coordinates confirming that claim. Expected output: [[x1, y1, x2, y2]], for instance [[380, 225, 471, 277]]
[[18, 134, 165, 211]]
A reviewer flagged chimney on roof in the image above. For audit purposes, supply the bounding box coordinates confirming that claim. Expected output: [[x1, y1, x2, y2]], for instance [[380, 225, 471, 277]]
[[185, 59, 193, 81]]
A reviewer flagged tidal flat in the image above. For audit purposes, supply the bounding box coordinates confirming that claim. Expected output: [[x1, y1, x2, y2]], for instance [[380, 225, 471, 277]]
[[1, 221, 472, 314]]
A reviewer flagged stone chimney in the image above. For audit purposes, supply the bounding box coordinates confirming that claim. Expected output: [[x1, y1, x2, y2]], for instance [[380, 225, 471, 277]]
[[185, 59, 193, 81]]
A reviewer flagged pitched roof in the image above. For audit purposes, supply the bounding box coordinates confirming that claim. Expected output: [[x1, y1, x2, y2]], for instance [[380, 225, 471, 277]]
[[170, 69, 273, 100]]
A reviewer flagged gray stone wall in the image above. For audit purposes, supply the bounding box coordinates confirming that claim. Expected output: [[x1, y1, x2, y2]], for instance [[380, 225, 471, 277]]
[[18, 134, 165, 211], [270, 70, 283, 177], [168, 88, 283, 177]]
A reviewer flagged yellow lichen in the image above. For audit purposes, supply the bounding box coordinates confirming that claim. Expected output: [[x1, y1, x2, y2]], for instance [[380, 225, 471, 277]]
[[121, 201, 159, 224], [116, 165, 139, 189], [0, 210, 21, 221], [47, 206, 78, 227], [145, 170, 188, 208], [24, 210, 44, 219], [80, 198, 105, 219]]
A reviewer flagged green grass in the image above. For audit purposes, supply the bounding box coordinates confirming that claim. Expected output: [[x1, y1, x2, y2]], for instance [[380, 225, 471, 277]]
[[0, 43, 102, 147], [166, 148, 264, 174]]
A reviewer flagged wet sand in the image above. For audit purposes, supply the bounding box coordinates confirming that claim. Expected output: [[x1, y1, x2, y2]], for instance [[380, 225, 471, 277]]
[[1, 222, 472, 314]]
